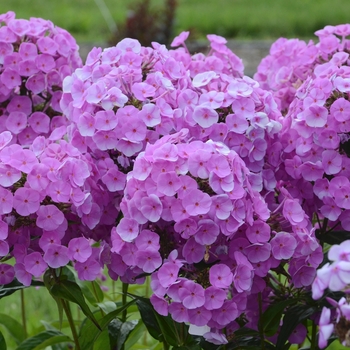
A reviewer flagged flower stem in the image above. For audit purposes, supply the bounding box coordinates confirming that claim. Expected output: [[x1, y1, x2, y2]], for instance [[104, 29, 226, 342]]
[[310, 320, 317, 350], [20, 289, 27, 338], [62, 299, 80, 350], [121, 282, 129, 323], [121, 283, 129, 350]]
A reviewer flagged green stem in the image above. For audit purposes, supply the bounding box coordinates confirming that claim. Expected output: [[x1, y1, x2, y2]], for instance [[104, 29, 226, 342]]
[[163, 341, 170, 350], [121, 283, 129, 350], [258, 292, 265, 350], [62, 299, 80, 350], [121, 283, 129, 323], [20, 289, 27, 338], [310, 320, 317, 350], [91, 282, 104, 317]]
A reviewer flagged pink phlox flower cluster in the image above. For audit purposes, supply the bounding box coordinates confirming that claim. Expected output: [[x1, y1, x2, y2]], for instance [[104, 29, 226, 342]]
[[108, 131, 313, 343], [0, 134, 120, 284], [276, 59, 350, 237], [0, 12, 82, 145], [171, 33, 244, 78], [255, 23, 350, 113], [312, 240, 350, 299], [61, 37, 182, 158]]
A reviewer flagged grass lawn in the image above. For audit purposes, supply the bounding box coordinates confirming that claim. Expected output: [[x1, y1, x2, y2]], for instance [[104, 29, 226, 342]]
[[0, 0, 349, 43]]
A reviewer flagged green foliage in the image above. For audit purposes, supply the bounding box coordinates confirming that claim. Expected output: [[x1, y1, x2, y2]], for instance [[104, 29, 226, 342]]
[[0, 313, 26, 345], [261, 299, 298, 337], [79, 299, 136, 350], [0, 329, 6, 350], [276, 305, 318, 349], [16, 330, 72, 350], [0, 279, 44, 299], [0, 0, 349, 43]]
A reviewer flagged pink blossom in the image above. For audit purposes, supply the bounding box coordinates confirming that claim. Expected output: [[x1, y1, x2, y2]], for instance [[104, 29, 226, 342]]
[[75, 258, 101, 281], [116, 218, 139, 242], [36, 205, 65, 231], [140, 194, 163, 222], [168, 302, 189, 322], [150, 295, 168, 316], [211, 300, 238, 326], [138, 103, 160, 127], [13, 187, 40, 216], [209, 264, 233, 289], [171, 31, 189, 47], [157, 172, 181, 196], [0, 187, 13, 214], [192, 106, 218, 128], [68, 237, 92, 263], [192, 71, 217, 88], [245, 220, 271, 243], [157, 262, 180, 288], [0, 263, 15, 284], [136, 249, 162, 273], [43, 244, 69, 268], [318, 307, 334, 349], [179, 280, 205, 309], [182, 237, 205, 263], [283, 199, 306, 225], [135, 230, 160, 251], [182, 189, 212, 216], [24, 252, 47, 277], [270, 232, 297, 260]]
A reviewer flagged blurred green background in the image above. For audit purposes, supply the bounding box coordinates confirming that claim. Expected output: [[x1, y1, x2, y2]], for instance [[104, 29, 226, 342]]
[[1, 0, 350, 44]]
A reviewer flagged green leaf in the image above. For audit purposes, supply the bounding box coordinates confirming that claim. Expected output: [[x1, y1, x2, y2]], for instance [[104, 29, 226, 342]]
[[276, 305, 317, 348], [153, 312, 180, 346], [136, 297, 187, 347], [0, 279, 44, 299], [16, 330, 71, 350], [0, 313, 25, 344], [227, 338, 276, 350], [0, 329, 7, 350], [50, 279, 101, 330], [173, 345, 201, 350], [79, 299, 136, 350], [136, 298, 163, 342], [93, 329, 110, 350], [43, 270, 63, 329], [78, 281, 104, 306], [32, 335, 73, 350], [96, 301, 117, 314], [315, 229, 350, 245], [124, 320, 146, 349], [108, 319, 138, 350], [261, 299, 297, 336], [117, 320, 139, 350], [107, 319, 120, 349]]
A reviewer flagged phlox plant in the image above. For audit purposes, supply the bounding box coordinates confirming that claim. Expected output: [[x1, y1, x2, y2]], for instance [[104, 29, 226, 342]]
[[0, 9, 350, 350]]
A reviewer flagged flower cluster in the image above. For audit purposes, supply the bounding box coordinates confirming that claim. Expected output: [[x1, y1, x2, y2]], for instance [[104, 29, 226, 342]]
[[260, 26, 350, 348], [110, 133, 269, 340], [2, 11, 350, 347], [255, 24, 350, 114], [0, 11, 81, 144], [108, 130, 319, 343], [276, 57, 350, 235], [0, 12, 111, 285]]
